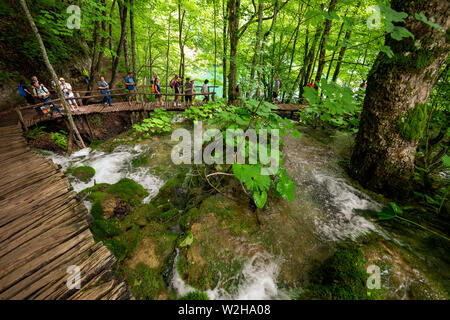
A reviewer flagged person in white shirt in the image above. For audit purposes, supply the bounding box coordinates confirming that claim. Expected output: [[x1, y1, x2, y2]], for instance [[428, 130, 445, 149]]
[[59, 77, 80, 111], [201, 79, 210, 102]]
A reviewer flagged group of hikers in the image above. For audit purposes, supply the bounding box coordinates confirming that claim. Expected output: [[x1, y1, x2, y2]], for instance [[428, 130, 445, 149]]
[[18, 70, 289, 116], [99, 71, 213, 108], [18, 76, 78, 116]]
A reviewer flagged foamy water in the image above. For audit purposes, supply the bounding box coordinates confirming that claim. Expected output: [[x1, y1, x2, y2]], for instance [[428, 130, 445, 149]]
[[47, 144, 165, 201], [171, 250, 288, 300]]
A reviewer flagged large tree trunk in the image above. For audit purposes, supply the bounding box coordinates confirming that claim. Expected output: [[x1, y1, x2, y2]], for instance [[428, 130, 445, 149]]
[[19, 0, 85, 149], [130, 0, 137, 81], [123, 6, 131, 73], [350, 0, 450, 195], [314, 0, 338, 84], [332, 26, 352, 82], [222, 0, 228, 98], [110, 0, 128, 88], [227, 0, 240, 102], [178, 2, 186, 82], [249, 2, 263, 81]]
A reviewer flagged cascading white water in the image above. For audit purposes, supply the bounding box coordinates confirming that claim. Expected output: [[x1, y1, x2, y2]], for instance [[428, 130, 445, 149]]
[[46, 144, 165, 201], [311, 171, 383, 241], [170, 250, 289, 300]]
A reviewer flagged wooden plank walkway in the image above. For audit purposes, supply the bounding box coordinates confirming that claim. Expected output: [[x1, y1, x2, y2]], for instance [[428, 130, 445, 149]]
[[0, 123, 131, 300], [21, 101, 301, 128]]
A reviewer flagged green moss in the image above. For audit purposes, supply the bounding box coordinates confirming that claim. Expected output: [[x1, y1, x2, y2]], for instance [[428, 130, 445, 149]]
[[301, 243, 380, 300], [90, 218, 121, 241], [107, 178, 149, 205], [398, 103, 428, 141], [123, 263, 167, 300], [103, 238, 128, 260], [178, 290, 210, 300], [66, 166, 95, 183]]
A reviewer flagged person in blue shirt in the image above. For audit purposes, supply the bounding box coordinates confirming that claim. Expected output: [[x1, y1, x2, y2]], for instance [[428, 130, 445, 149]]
[[98, 76, 112, 106], [18, 80, 35, 105], [124, 71, 139, 105], [155, 78, 163, 105]]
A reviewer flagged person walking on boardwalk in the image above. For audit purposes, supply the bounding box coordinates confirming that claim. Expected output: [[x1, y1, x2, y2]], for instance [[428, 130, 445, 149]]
[[124, 71, 139, 105], [185, 77, 194, 106], [59, 77, 80, 112], [174, 77, 181, 107], [155, 78, 163, 106], [273, 76, 282, 104], [201, 79, 210, 103], [32, 81, 63, 116], [98, 76, 112, 107], [18, 80, 35, 105]]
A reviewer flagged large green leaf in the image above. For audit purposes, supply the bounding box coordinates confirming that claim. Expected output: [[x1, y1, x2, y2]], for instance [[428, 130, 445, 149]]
[[232, 164, 271, 192], [253, 191, 268, 208]]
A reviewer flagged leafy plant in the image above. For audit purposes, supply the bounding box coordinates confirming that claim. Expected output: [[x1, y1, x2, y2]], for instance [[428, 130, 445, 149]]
[[182, 100, 225, 121], [133, 108, 172, 136], [300, 79, 360, 133], [205, 98, 301, 209], [378, 202, 450, 241], [49, 130, 68, 150]]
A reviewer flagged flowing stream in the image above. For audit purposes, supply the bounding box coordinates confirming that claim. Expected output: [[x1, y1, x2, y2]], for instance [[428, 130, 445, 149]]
[[41, 124, 447, 300]]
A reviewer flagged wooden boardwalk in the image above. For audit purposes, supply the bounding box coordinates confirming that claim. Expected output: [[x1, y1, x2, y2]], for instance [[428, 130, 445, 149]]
[[20, 101, 301, 128], [0, 123, 131, 300]]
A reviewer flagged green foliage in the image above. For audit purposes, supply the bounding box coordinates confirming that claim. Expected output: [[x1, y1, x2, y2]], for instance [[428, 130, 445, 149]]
[[26, 126, 47, 139], [414, 12, 443, 31], [300, 79, 360, 132], [178, 290, 210, 300], [133, 108, 172, 136], [66, 166, 95, 183], [49, 130, 68, 150], [378, 202, 450, 241], [207, 99, 299, 208], [182, 100, 225, 121], [179, 232, 194, 247], [398, 103, 428, 141], [378, 3, 414, 41], [303, 243, 378, 300]]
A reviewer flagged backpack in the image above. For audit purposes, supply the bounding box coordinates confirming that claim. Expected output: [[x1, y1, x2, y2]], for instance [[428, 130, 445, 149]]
[[151, 84, 156, 93], [18, 84, 27, 97], [170, 79, 176, 88]]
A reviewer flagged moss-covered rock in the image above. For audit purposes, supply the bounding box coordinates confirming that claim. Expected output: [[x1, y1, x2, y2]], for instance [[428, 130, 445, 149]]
[[300, 243, 377, 300], [66, 166, 95, 183], [121, 262, 168, 300], [178, 290, 210, 300]]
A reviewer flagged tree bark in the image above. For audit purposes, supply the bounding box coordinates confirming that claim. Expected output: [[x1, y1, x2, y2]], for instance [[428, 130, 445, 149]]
[[19, 0, 85, 148], [314, 0, 338, 84], [110, 0, 128, 88], [227, 0, 240, 102], [250, 2, 263, 81], [222, 0, 228, 98], [350, 0, 450, 196], [130, 0, 137, 81]]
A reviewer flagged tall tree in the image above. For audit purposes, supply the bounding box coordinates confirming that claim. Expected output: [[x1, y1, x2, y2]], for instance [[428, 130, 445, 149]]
[[314, 0, 338, 84], [19, 0, 85, 148], [130, 0, 137, 81], [110, 0, 129, 88], [351, 0, 450, 195]]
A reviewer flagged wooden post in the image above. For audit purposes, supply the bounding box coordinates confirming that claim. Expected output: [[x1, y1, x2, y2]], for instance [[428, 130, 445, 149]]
[[15, 107, 27, 131], [76, 92, 84, 106]]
